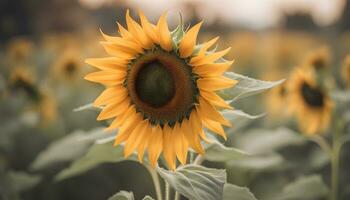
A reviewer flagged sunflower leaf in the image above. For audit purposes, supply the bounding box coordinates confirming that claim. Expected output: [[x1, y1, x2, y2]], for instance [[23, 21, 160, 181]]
[[221, 109, 265, 120], [108, 190, 134, 200], [204, 141, 250, 162], [142, 196, 154, 200], [235, 127, 306, 154], [223, 183, 257, 200], [30, 128, 109, 170], [171, 13, 185, 46], [73, 103, 102, 112], [226, 153, 284, 172], [279, 175, 329, 200], [5, 171, 42, 193], [157, 164, 226, 200], [221, 72, 284, 101], [55, 142, 136, 181]]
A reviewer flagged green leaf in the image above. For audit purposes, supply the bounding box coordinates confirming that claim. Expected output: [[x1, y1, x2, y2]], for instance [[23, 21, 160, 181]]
[[223, 183, 257, 200], [227, 153, 284, 172], [108, 190, 134, 200], [221, 109, 264, 120], [171, 13, 185, 47], [142, 195, 154, 200], [236, 127, 306, 154], [221, 72, 284, 101], [280, 175, 329, 200], [204, 141, 250, 162], [30, 128, 109, 170], [157, 164, 226, 200], [7, 171, 42, 193], [73, 103, 102, 112], [55, 142, 135, 181]]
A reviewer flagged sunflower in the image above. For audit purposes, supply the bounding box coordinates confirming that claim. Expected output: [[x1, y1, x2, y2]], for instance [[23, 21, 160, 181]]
[[85, 11, 237, 169], [9, 67, 40, 101], [52, 48, 83, 80], [6, 38, 34, 64], [341, 55, 350, 87], [287, 67, 333, 135]]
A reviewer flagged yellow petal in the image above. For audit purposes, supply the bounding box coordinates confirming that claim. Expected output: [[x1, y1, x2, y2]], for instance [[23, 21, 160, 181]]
[[190, 36, 219, 63], [173, 123, 186, 165], [200, 89, 232, 109], [85, 57, 128, 71], [163, 124, 176, 170], [157, 12, 172, 51], [190, 47, 231, 66], [137, 122, 152, 162], [190, 110, 211, 143], [139, 11, 160, 44], [100, 30, 143, 54], [183, 116, 204, 154], [197, 97, 231, 127], [97, 98, 130, 120], [93, 86, 128, 107], [84, 70, 127, 86], [179, 21, 203, 58], [101, 42, 136, 60], [112, 112, 142, 145], [126, 10, 153, 49], [117, 22, 133, 39], [197, 76, 237, 91], [193, 61, 234, 77], [124, 120, 148, 158], [148, 125, 163, 167], [107, 105, 136, 130], [202, 118, 227, 140]]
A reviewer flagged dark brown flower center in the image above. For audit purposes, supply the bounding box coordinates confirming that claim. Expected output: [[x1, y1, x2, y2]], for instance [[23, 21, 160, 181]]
[[65, 61, 77, 75], [126, 48, 197, 125], [301, 82, 324, 107], [312, 58, 326, 70], [135, 60, 175, 108]]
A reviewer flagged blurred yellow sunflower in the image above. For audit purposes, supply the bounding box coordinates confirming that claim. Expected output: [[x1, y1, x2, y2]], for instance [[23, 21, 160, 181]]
[[9, 67, 40, 101], [287, 67, 333, 135], [85, 11, 236, 169], [341, 55, 350, 87], [6, 38, 34, 64], [52, 48, 83, 80]]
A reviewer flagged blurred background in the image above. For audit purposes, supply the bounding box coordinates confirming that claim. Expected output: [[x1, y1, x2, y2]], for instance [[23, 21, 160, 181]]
[[1, 0, 350, 199]]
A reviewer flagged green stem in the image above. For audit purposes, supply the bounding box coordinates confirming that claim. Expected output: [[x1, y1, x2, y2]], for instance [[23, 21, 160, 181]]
[[165, 182, 170, 200], [174, 191, 180, 200], [145, 165, 163, 200], [193, 154, 205, 165], [331, 143, 340, 200], [330, 121, 344, 200]]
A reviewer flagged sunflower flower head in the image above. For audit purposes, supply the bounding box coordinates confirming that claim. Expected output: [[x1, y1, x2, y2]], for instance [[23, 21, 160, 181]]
[[85, 10, 237, 170], [53, 48, 83, 81], [287, 67, 333, 135], [9, 67, 40, 102]]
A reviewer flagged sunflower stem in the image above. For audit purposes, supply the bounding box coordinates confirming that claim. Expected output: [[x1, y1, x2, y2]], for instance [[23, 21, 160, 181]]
[[145, 165, 163, 200], [193, 154, 205, 165], [330, 120, 344, 200], [165, 182, 170, 200], [174, 191, 180, 200]]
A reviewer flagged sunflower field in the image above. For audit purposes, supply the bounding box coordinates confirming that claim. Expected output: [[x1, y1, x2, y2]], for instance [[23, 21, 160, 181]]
[[1, 0, 350, 200]]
